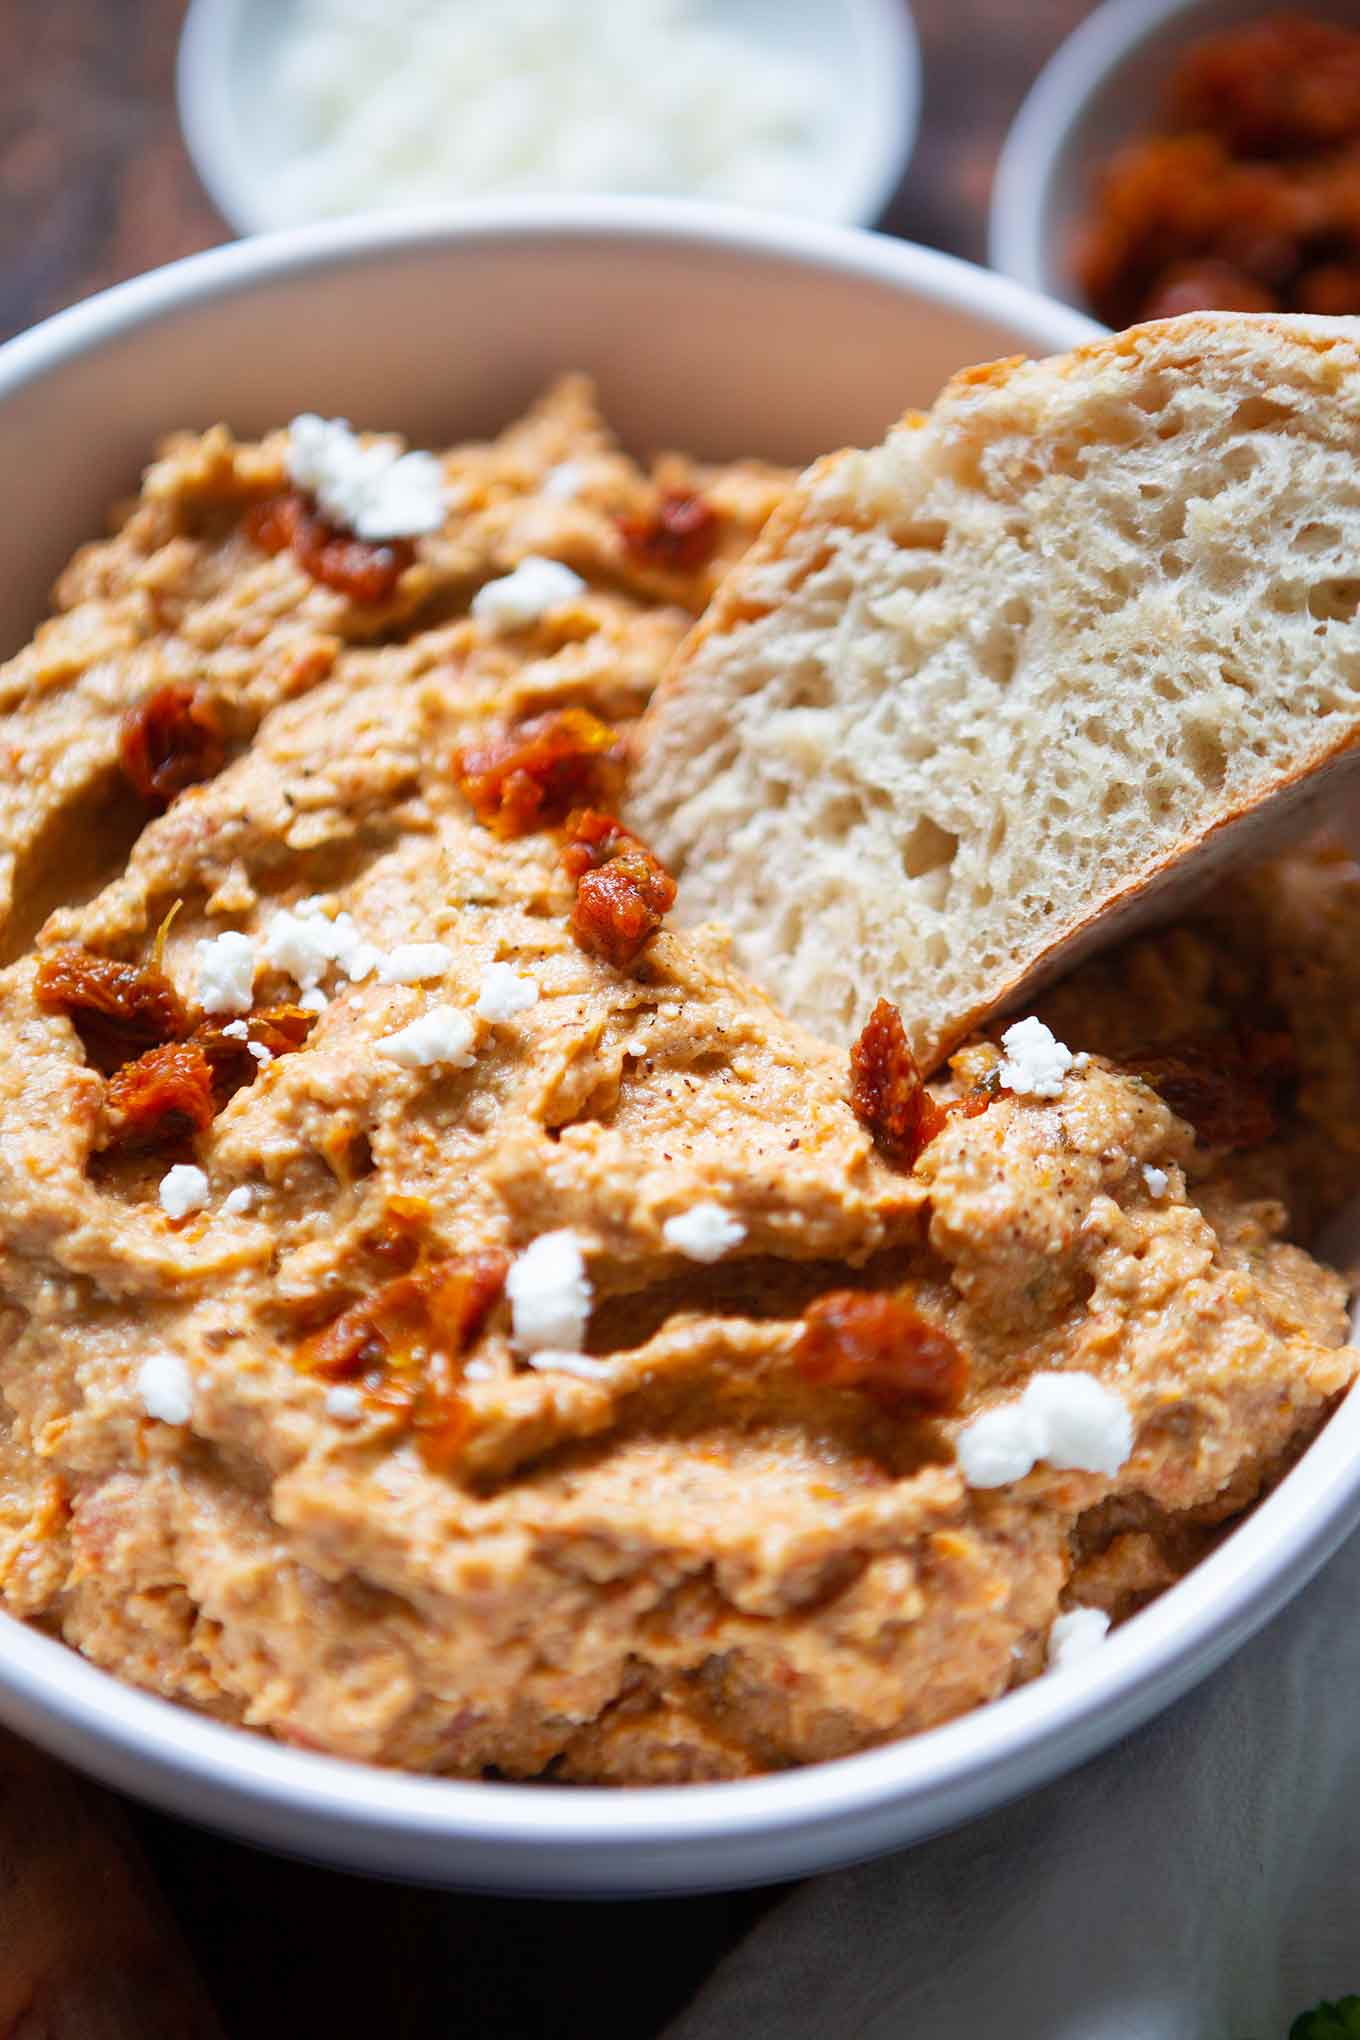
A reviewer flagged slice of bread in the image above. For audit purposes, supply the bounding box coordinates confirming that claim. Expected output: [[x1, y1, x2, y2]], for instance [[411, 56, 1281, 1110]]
[[631, 314, 1360, 1069]]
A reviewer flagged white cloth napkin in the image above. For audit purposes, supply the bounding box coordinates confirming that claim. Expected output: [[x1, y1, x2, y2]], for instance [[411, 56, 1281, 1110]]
[[667, 1527, 1360, 2040]]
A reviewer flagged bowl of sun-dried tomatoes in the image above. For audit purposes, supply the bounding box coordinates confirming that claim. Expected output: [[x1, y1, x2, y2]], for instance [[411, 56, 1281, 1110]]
[[990, 0, 1360, 326]]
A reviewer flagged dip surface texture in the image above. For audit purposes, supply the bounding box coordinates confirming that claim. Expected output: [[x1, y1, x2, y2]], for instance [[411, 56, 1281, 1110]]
[[0, 381, 1353, 1781]]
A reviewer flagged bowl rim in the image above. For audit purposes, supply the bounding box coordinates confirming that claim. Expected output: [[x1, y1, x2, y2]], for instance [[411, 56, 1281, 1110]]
[[987, 0, 1209, 308], [1, 198, 1356, 1892], [175, 0, 923, 238]]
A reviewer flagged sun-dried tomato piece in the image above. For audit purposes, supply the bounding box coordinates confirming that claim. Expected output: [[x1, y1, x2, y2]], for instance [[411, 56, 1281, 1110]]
[[562, 808, 676, 970], [244, 491, 415, 605], [103, 1040, 216, 1150], [120, 683, 226, 808], [298, 1252, 507, 1470], [849, 999, 950, 1168], [35, 948, 191, 1073], [617, 490, 721, 573], [454, 708, 625, 838], [794, 1291, 968, 1415], [1130, 1040, 1281, 1152], [192, 1002, 319, 1100]]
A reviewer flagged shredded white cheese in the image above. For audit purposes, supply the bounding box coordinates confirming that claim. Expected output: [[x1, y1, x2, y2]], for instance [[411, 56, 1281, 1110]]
[[287, 413, 446, 540], [264, 0, 824, 225], [956, 1371, 1133, 1489], [137, 1352, 193, 1426], [1142, 1164, 1169, 1198], [196, 931, 257, 1015], [506, 1230, 593, 1355], [662, 1203, 746, 1263], [997, 1017, 1076, 1099], [221, 1185, 256, 1217], [377, 1006, 477, 1070], [475, 962, 539, 1022], [471, 557, 586, 632], [378, 942, 453, 985], [1047, 1607, 1112, 1671], [158, 1164, 210, 1220]]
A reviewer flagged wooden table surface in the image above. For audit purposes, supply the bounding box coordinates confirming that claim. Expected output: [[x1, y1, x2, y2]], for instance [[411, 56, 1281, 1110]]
[[0, 1, 1095, 2031]]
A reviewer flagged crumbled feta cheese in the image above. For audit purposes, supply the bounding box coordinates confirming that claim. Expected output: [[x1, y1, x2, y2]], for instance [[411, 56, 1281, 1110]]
[[299, 986, 329, 1012], [507, 1230, 592, 1354], [1072, 1052, 1091, 1071], [263, 902, 379, 990], [377, 1006, 477, 1069], [221, 1019, 250, 1041], [475, 961, 539, 1022], [137, 1352, 193, 1426], [997, 1017, 1076, 1099], [955, 1401, 1044, 1489], [1142, 1164, 1169, 1198], [378, 942, 453, 984], [463, 1356, 495, 1383], [196, 930, 257, 1015], [470, 556, 586, 631], [221, 1185, 256, 1216], [247, 1041, 273, 1066], [525, 1350, 616, 1382], [324, 1384, 365, 1422], [287, 413, 446, 540], [543, 461, 585, 501], [1047, 1607, 1112, 1671], [159, 1164, 210, 1220], [957, 1371, 1133, 1488], [662, 1203, 746, 1263], [262, 0, 824, 228]]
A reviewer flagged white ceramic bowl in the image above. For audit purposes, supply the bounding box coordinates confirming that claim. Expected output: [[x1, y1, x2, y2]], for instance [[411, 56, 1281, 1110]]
[[1, 200, 1357, 1895], [177, 0, 920, 237], [990, 0, 1360, 317]]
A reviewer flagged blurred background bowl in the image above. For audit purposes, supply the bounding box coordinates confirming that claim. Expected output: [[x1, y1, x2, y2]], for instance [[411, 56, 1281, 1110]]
[[988, 0, 1360, 320], [178, 0, 921, 237]]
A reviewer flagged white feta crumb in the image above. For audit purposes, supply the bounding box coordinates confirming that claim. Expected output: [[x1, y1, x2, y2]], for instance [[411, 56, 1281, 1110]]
[[997, 1017, 1076, 1099], [137, 1352, 193, 1426], [507, 1229, 593, 1354], [221, 1185, 256, 1217], [287, 413, 446, 540], [957, 1371, 1133, 1489], [543, 461, 585, 501], [378, 942, 453, 985], [195, 931, 257, 1016], [158, 1164, 210, 1220], [323, 1384, 365, 1422], [263, 903, 379, 989], [377, 1005, 477, 1069], [1142, 1164, 1169, 1198], [470, 556, 586, 631], [475, 961, 539, 1022], [525, 1351, 616, 1383], [247, 1041, 273, 1065], [463, 1356, 495, 1383], [1047, 1607, 1112, 1672], [221, 1019, 250, 1041], [1072, 1052, 1091, 1071], [299, 986, 329, 1012], [955, 1401, 1044, 1489], [662, 1203, 746, 1263]]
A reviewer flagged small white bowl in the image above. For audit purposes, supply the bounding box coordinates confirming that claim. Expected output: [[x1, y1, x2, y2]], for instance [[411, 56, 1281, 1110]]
[[177, 0, 921, 237], [990, 0, 1360, 317], [0, 200, 1357, 1896]]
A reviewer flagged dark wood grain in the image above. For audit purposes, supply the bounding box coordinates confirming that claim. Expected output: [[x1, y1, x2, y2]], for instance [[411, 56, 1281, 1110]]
[[0, 2, 1094, 2033]]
